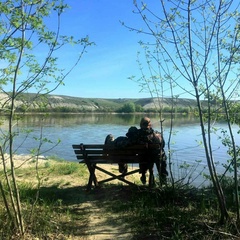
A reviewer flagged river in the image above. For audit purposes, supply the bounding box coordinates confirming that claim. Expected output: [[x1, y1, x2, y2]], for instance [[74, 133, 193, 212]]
[[1, 113, 239, 186]]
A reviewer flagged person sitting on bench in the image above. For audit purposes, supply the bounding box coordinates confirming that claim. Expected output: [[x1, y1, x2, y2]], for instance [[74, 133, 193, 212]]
[[104, 126, 139, 175]]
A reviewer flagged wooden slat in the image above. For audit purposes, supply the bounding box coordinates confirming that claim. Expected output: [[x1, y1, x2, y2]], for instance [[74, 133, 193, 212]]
[[72, 143, 161, 150], [74, 149, 104, 155], [72, 144, 104, 149]]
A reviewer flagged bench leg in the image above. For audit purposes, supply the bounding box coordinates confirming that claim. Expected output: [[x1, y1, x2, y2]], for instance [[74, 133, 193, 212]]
[[86, 163, 98, 191], [95, 165, 139, 186]]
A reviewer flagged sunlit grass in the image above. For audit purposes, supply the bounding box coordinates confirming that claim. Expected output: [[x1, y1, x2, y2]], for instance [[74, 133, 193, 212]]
[[0, 158, 88, 239]]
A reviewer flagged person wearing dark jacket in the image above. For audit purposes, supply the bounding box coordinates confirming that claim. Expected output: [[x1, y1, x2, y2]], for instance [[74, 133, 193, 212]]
[[138, 117, 168, 184]]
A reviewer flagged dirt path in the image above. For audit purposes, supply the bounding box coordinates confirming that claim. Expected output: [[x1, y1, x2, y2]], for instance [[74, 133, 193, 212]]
[[79, 200, 132, 240], [75, 164, 140, 240]]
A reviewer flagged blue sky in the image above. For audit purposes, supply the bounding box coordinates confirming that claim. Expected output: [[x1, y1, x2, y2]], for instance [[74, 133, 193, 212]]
[[41, 0, 239, 100], [50, 0, 167, 99], [3, 1, 239, 100]]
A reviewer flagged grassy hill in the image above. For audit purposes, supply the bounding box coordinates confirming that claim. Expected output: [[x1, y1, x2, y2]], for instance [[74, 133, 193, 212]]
[[22, 93, 199, 112], [0, 92, 201, 113]]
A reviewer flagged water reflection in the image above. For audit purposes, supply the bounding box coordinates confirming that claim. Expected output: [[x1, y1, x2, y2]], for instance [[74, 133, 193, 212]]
[[1, 113, 200, 128]]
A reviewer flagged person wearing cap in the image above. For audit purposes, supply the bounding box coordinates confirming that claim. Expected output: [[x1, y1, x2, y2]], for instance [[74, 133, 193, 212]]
[[138, 117, 168, 184]]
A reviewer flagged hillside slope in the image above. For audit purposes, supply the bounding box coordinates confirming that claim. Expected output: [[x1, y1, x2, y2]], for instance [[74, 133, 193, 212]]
[[0, 92, 199, 112], [47, 95, 199, 111]]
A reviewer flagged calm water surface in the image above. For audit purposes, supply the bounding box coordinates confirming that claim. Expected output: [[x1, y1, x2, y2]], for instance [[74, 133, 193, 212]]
[[1, 113, 239, 186]]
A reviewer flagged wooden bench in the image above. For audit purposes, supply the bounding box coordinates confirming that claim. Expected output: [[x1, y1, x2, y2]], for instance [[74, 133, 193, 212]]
[[72, 143, 162, 191]]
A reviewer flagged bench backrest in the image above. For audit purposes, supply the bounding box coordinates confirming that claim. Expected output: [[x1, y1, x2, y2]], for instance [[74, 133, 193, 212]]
[[72, 143, 161, 164]]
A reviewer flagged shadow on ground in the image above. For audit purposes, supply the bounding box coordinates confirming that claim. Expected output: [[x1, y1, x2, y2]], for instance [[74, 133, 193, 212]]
[[22, 183, 236, 240], [36, 184, 143, 239]]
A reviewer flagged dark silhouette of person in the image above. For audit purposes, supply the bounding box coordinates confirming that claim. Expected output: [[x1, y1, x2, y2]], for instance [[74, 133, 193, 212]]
[[138, 117, 168, 184]]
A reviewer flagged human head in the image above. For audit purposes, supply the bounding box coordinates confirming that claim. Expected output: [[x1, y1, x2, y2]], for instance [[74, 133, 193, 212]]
[[104, 134, 114, 144], [126, 126, 139, 139], [140, 117, 151, 129]]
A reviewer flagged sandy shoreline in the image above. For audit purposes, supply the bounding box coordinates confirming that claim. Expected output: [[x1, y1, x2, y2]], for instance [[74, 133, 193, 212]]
[[0, 154, 50, 169]]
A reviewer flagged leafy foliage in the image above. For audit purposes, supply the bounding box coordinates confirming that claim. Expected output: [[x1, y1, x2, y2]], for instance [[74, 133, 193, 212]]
[[127, 0, 240, 223], [0, 0, 92, 237]]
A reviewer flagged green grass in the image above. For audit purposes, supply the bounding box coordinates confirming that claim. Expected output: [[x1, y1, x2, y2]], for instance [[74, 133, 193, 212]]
[[0, 161, 239, 239], [47, 161, 85, 175], [0, 159, 88, 239], [97, 183, 239, 239]]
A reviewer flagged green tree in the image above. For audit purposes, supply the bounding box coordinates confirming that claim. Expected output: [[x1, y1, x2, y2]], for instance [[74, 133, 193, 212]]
[[129, 0, 240, 223], [0, 0, 92, 237], [135, 103, 144, 112], [120, 102, 136, 113]]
